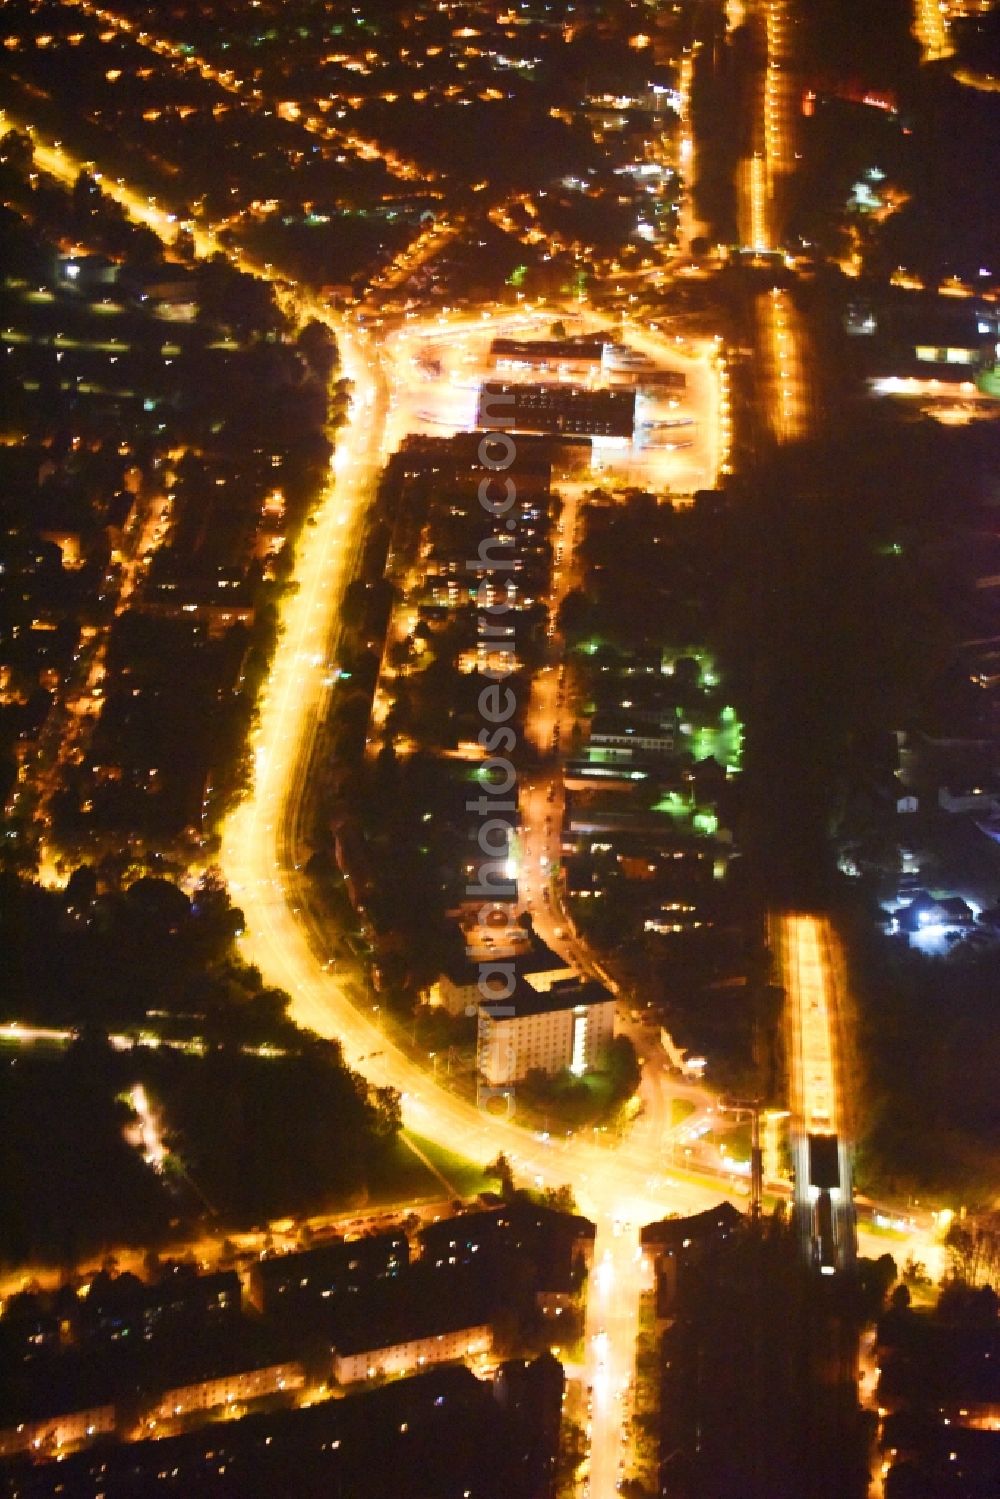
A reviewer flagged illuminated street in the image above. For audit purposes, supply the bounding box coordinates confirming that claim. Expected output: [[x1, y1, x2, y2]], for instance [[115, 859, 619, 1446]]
[[759, 285, 814, 442], [0, 107, 735, 1492], [214, 295, 724, 1493], [1, 6, 992, 1484], [584, 1219, 648, 1499], [58, 0, 435, 184], [211, 284, 940, 1493], [735, 1, 817, 445], [6, 107, 953, 1495], [738, 1, 797, 254]]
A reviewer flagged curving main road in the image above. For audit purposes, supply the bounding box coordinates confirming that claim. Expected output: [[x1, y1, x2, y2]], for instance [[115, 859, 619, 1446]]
[[1, 106, 726, 1491], [212, 298, 941, 1494], [217, 310, 734, 1496], [10, 103, 951, 1495]]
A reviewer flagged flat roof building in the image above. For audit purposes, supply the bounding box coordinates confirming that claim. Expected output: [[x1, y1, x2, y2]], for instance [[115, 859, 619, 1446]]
[[478, 975, 616, 1086], [324, 1262, 495, 1386], [488, 337, 607, 376], [248, 1231, 409, 1316], [477, 382, 636, 440], [430, 938, 576, 1017], [146, 1359, 305, 1426], [641, 1202, 744, 1314], [589, 710, 677, 758]]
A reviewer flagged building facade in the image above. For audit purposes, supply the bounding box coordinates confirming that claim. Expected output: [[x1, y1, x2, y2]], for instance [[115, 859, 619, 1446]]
[[334, 1326, 491, 1386], [0, 1405, 116, 1460], [478, 977, 616, 1086], [147, 1361, 305, 1423]]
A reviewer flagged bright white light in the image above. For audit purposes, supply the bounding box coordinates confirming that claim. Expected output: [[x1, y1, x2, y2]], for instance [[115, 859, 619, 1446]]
[[126, 1084, 167, 1170], [570, 1010, 587, 1076]]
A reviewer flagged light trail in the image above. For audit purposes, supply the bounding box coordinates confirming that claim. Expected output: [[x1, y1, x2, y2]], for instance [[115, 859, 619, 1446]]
[[736, 4, 816, 444]]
